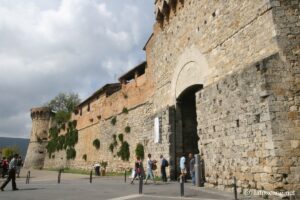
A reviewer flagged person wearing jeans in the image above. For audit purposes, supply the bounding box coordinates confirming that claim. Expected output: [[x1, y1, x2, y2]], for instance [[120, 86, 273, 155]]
[[189, 153, 195, 185], [144, 154, 156, 184]]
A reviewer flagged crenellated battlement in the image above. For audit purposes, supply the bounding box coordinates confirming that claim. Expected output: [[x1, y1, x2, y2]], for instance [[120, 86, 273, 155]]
[[154, 0, 184, 28], [30, 107, 52, 120]]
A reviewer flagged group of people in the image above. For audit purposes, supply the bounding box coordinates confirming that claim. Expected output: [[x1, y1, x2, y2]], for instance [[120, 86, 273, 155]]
[[131, 153, 167, 184], [1, 155, 23, 179], [130, 152, 196, 185], [180, 153, 196, 185], [0, 154, 21, 191]]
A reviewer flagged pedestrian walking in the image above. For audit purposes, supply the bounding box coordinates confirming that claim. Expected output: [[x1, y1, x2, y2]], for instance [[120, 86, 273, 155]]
[[0, 154, 19, 191], [179, 154, 187, 182], [144, 154, 156, 185], [93, 162, 100, 176], [189, 153, 195, 185], [131, 156, 144, 184], [160, 155, 169, 182]]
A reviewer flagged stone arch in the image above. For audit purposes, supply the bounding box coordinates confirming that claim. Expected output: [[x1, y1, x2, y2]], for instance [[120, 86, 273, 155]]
[[170, 46, 209, 105]]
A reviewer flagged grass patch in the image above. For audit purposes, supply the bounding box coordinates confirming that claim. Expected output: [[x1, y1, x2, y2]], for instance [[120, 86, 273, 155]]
[[44, 168, 124, 176]]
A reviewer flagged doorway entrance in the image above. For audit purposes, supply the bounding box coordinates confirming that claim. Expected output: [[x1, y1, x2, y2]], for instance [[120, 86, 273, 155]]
[[174, 84, 202, 178]]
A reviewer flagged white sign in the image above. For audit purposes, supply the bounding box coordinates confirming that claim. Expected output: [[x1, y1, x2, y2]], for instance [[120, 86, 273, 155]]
[[154, 117, 160, 143]]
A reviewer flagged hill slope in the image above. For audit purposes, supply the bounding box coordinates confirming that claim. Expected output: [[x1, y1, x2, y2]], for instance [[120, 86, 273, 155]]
[[0, 137, 29, 158]]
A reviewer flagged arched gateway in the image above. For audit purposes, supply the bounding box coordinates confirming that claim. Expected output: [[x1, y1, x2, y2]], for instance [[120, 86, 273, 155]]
[[170, 46, 209, 179]]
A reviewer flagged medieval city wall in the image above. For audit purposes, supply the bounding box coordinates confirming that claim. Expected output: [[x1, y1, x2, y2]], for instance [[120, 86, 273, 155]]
[[150, 0, 279, 111], [24, 108, 52, 169], [149, 0, 300, 192], [195, 53, 296, 192], [44, 63, 157, 171], [268, 0, 300, 192]]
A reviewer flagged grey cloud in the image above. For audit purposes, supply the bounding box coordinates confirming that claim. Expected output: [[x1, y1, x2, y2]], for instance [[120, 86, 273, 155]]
[[0, 0, 154, 138]]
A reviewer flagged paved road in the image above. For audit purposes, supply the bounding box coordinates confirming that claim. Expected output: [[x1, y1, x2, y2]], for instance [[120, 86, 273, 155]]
[[0, 169, 236, 200]]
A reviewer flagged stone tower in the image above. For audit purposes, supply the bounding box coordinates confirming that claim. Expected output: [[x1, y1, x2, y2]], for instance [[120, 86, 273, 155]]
[[24, 107, 52, 169]]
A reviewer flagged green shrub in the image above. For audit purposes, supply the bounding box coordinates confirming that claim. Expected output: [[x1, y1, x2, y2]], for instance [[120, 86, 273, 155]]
[[122, 107, 128, 114], [135, 143, 144, 160], [66, 147, 76, 160], [118, 134, 124, 143], [117, 141, 130, 161], [100, 160, 108, 169], [82, 154, 87, 161], [49, 127, 59, 139], [124, 126, 131, 133], [111, 117, 117, 125], [109, 143, 114, 153], [93, 139, 100, 149]]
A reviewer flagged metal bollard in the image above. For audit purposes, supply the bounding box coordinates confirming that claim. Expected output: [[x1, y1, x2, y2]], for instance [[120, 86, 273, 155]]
[[233, 177, 238, 200], [138, 175, 143, 194], [124, 170, 126, 183], [90, 170, 93, 183], [180, 175, 184, 197], [25, 171, 30, 184], [58, 169, 61, 184]]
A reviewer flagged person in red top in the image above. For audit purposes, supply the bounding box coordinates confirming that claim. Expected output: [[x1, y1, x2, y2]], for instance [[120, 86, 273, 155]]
[[130, 156, 144, 184], [1, 157, 8, 178]]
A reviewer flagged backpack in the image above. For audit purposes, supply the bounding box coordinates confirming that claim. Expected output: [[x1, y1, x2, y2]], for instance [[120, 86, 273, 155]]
[[151, 163, 157, 170], [165, 159, 169, 167]]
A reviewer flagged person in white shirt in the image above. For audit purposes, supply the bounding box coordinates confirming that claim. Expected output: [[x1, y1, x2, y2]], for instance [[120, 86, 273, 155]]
[[179, 154, 187, 182], [144, 154, 156, 184], [1, 154, 19, 191]]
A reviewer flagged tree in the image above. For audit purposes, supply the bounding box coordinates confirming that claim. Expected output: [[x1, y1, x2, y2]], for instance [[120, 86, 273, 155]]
[[47, 92, 81, 125], [2, 146, 20, 158], [48, 92, 81, 113]]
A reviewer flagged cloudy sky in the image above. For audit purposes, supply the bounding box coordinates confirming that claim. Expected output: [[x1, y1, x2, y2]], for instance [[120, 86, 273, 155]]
[[0, 0, 154, 138]]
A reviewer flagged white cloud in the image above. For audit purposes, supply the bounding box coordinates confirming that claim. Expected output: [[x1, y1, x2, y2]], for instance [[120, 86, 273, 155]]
[[0, 0, 154, 138]]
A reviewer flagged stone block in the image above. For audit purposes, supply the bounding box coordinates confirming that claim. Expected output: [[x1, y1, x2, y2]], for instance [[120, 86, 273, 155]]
[[291, 140, 300, 149]]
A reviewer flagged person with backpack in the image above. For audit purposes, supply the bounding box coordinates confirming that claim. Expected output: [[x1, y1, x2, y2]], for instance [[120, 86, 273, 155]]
[[160, 155, 169, 182], [144, 153, 156, 185], [130, 156, 144, 184]]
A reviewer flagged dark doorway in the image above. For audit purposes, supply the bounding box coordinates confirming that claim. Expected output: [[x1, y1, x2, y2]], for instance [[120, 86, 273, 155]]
[[174, 84, 202, 178]]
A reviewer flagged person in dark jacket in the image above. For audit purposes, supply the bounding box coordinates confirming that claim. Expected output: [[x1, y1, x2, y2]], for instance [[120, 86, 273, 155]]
[[0, 154, 19, 191], [160, 155, 169, 182]]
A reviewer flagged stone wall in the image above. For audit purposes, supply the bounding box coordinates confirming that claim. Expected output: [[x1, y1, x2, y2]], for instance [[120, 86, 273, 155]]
[[196, 53, 300, 192], [149, 0, 279, 111], [24, 107, 52, 169]]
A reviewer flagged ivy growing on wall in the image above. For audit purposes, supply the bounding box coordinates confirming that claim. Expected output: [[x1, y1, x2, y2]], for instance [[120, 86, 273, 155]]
[[117, 141, 130, 161], [82, 154, 87, 161], [46, 120, 78, 159], [122, 107, 128, 114], [109, 143, 114, 153], [118, 134, 124, 143], [135, 143, 144, 160], [93, 139, 100, 150], [111, 117, 117, 125], [109, 133, 130, 161], [124, 126, 131, 133], [66, 147, 76, 160]]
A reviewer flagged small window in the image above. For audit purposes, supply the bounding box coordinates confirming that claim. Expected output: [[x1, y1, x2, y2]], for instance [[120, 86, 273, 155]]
[[87, 103, 90, 112]]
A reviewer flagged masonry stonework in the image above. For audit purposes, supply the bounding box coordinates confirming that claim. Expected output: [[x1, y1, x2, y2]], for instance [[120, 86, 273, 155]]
[[25, 0, 299, 195]]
